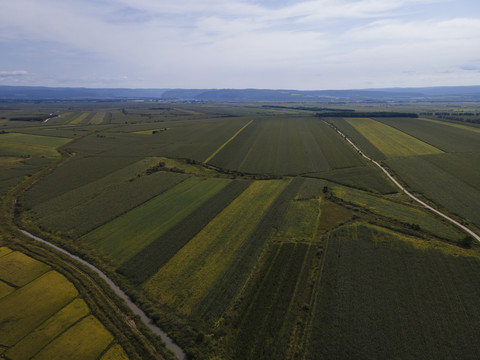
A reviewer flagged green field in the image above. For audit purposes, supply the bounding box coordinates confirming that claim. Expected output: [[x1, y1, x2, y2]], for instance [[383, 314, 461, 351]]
[[331, 184, 464, 240], [386, 156, 480, 227], [0, 133, 69, 158], [306, 224, 480, 360], [83, 176, 231, 264], [27, 157, 189, 237], [232, 243, 313, 359], [209, 117, 365, 175], [308, 164, 397, 194]]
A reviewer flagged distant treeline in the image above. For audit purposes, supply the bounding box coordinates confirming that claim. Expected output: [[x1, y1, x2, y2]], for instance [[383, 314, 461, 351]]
[[9, 116, 50, 122], [262, 105, 355, 112], [315, 111, 418, 118]]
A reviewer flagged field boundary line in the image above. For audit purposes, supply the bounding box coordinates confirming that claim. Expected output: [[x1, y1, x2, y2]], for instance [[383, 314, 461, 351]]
[[204, 119, 254, 163], [323, 120, 480, 243]]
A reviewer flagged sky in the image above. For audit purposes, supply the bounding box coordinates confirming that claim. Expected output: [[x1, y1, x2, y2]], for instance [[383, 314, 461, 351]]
[[1, 0, 480, 90]]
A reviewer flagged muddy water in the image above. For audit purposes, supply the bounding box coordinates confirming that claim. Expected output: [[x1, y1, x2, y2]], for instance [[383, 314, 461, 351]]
[[20, 229, 188, 360]]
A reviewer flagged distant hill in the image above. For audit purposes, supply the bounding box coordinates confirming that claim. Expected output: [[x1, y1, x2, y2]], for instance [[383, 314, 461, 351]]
[[1, 85, 479, 102]]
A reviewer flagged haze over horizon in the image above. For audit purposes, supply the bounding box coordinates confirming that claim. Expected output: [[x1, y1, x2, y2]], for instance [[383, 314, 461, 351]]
[[1, 0, 479, 90]]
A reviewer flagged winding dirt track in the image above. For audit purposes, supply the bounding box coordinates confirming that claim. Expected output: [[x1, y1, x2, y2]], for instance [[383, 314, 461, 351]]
[[324, 120, 480, 243]]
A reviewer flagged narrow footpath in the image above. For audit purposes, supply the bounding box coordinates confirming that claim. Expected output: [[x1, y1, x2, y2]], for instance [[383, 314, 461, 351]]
[[323, 120, 480, 243]]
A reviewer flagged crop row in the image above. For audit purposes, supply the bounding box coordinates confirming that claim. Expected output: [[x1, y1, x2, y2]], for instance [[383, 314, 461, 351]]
[[83, 177, 230, 264], [233, 242, 313, 359], [386, 156, 480, 228], [117, 180, 251, 284], [30, 158, 188, 238], [143, 180, 288, 315], [209, 117, 365, 175], [306, 224, 480, 360], [190, 177, 305, 325]]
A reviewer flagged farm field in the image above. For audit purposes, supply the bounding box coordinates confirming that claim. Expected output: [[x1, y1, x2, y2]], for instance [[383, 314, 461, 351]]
[[0, 248, 126, 359], [306, 224, 480, 360], [331, 184, 464, 240], [209, 117, 366, 175], [26, 158, 189, 237], [386, 156, 480, 227], [1, 101, 479, 360], [0, 132, 69, 158], [344, 117, 443, 158], [82, 176, 232, 264], [143, 180, 288, 314]]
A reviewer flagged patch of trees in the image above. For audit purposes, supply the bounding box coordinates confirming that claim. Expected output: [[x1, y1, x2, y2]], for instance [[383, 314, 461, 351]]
[[316, 111, 418, 118], [145, 161, 185, 175]]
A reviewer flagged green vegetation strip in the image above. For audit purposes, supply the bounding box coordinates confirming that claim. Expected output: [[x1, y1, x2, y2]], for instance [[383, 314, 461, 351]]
[[117, 180, 251, 284], [32, 159, 188, 238], [143, 180, 287, 314], [191, 178, 302, 325], [83, 177, 228, 264], [307, 224, 480, 360], [234, 243, 313, 360]]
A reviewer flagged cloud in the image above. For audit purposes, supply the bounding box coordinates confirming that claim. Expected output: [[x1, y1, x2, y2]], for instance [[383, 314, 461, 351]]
[[0, 70, 28, 77], [0, 0, 478, 88]]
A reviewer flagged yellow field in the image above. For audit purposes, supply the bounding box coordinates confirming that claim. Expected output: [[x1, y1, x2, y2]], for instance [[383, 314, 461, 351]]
[[0, 248, 126, 358], [0, 270, 79, 346], [89, 112, 106, 124], [69, 112, 90, 125], [33, 315, 114, 360], [0, 133, 69, 158], [0, 250, 51, 286], [5, 298, 90, 360], [0, 246, 13, 258], [345, 118, 443, 158], [0, 280, 14, 299], [100, 344, 129, 360], [420, 117, 480, 134], [143, 179, 288, 314], [0, 156, 24, 168]]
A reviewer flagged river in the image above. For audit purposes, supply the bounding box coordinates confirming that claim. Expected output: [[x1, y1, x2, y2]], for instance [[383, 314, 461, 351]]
[[19, 229, 188, 360]]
